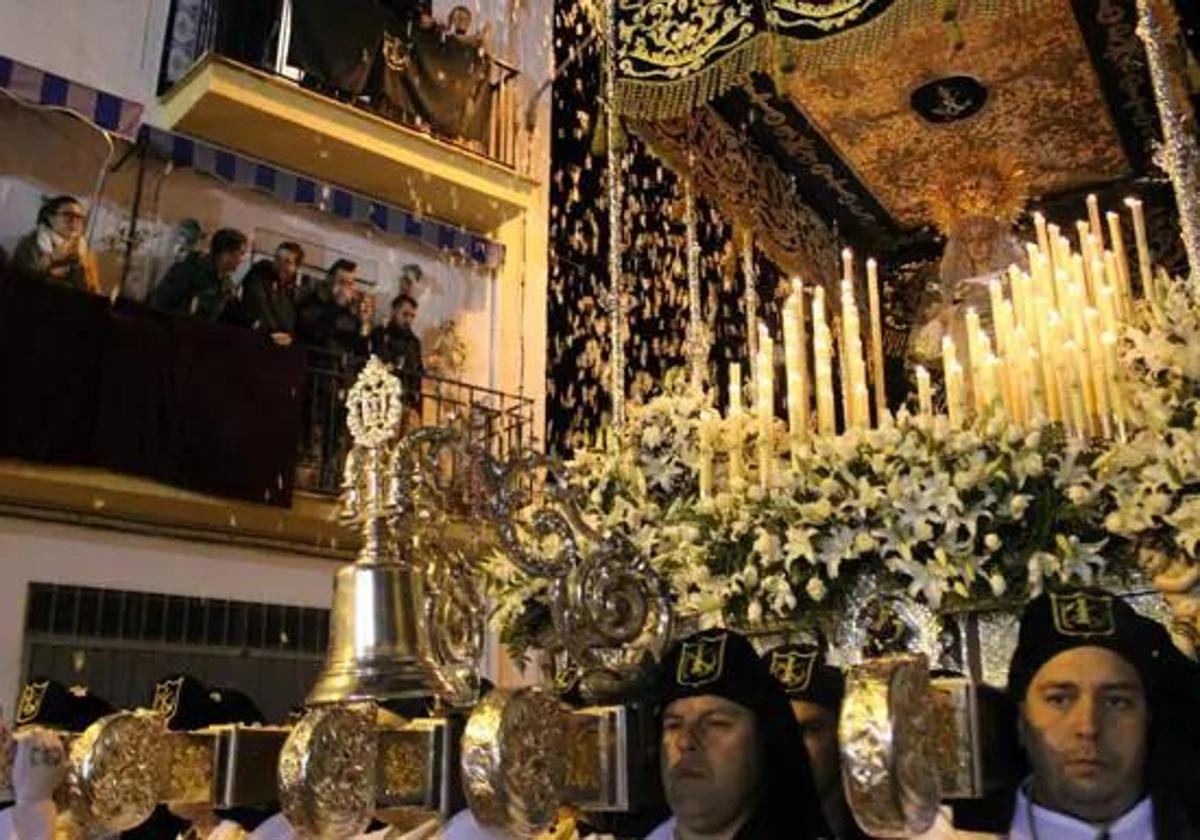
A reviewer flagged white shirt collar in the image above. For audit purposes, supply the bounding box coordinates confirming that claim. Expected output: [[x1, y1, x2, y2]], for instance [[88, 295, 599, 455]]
[[1009, 786, 1154, 839]]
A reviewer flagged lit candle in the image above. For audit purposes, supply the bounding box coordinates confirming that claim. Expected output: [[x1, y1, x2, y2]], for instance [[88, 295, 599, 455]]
[[1074, 323, 1098, 437], [1009, 265, 1027, 330], [980, 353, 1000, 413], [1087, 194, 1105, 252], [813, 288, 835, 436], [1097, 283, 1118, 337], [783, 284, 808, 446], [1125, 197, 1152, 299], [1062, 340, 1088, 438], [943, 336, 964, 427], [1106, 211, 1132, 318], [729, 362, 743, 417], [1034, 212, 1052, 275], [1101, 331, 1126, 437], [996, 298, 1015, 359], [966, 307, 984, 415], [1084, 310, 1111, 438], [866, 258, 887, 427], [916, 365, 933, 418], [757, 327, 774, 490]]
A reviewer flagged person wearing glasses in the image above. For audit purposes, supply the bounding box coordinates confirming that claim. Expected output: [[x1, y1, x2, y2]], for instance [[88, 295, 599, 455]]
[[12, 195, 100, 293]]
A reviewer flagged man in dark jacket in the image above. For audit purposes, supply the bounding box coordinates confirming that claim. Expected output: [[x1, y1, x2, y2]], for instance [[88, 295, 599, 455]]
[[295, 259, 368, 360], [295, 259, 370, 488], [372, 293, 423, 420], [242, 241, 304, 343], [151, 227, 247, 320]]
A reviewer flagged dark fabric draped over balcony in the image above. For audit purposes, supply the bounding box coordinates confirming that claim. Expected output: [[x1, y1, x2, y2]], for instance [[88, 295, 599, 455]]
[[288, 0, 492, 145], [0, 271, 306, 506]]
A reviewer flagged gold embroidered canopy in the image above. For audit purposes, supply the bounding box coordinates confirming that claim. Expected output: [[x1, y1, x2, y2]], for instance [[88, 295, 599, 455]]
[[614, 0, 1165, 271]]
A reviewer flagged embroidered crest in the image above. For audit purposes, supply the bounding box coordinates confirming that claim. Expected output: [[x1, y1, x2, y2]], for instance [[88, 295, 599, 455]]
[[152, 677, 185, 723], [554, 663, 581, 696], [16, 681, 48, 725], [676, 633, 727, 688], [1050, 591, 1116, 637], [769, 648, 818, 692]]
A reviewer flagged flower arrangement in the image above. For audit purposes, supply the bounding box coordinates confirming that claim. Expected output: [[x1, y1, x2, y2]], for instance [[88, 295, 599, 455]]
[[485, 275, 1200, 662]]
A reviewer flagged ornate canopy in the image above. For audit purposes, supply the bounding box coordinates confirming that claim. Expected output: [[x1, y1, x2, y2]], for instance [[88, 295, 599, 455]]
[[615, 0, 1172, 272]]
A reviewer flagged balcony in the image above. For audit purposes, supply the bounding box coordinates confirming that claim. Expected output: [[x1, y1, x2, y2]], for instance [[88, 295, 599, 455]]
[[0, 272, 534, 556], [152, 0, 537, 233]]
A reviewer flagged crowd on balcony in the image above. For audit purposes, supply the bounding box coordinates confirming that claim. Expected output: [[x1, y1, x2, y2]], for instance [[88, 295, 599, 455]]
[[7, 196, 425, 397], [0, 195, 436, 497]]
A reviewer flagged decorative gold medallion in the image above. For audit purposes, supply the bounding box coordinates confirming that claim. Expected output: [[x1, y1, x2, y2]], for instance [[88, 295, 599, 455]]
[[676, 633, 727, 687], [152, 677, 185, 725], [1050, 591, 1116, 637], [16, 681, 48, 725], [769, 648, 817, 692]]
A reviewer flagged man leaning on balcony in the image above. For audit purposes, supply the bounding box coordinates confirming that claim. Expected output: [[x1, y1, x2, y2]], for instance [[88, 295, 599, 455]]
[[151, 228, 248, 321]]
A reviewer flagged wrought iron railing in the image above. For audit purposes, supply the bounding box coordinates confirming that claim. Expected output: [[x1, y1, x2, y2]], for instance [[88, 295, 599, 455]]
[[158, 0, 523, 170], [294, 346, 535, 495]]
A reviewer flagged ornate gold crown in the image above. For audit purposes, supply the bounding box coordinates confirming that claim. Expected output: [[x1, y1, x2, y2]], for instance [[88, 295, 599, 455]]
[[925, 149, 1030, 233]]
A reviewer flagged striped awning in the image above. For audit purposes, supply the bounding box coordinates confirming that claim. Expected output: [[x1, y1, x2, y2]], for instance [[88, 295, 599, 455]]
[[0, 55, 144, 139], [143, 127, 505, 270]]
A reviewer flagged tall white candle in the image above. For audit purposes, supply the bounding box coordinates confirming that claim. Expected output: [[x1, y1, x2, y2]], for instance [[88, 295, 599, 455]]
[[1125, 197, 1153, 299], [866, 258, 887, 427], [916, 365, 933, 418]]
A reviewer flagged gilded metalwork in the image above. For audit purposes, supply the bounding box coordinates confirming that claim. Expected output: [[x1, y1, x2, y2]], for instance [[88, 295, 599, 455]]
[[311, 363, 485, 707], [839, 656, 940, 837], [161, 733, 215, 804], [67, 711, 168, 834], [377, 730, 431, 803], [782, 3, 1130, 228], [278, 704, 377, 840], [461, 689, 568, 838]]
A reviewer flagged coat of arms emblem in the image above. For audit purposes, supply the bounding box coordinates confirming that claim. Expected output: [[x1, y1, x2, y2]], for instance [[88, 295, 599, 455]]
[[769, 648, 818, 692], [1050, 591, 1116, 637], [676, 633, 728, 687], [16, 681, 48, 725], [152, 676, 185, 724]]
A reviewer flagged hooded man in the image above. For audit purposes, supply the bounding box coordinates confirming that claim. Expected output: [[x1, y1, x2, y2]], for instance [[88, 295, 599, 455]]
[[0, 678, 115, 840], [1005, 586, 1200, 839], [765, 643, 865, 839], [646, 629, 828, 840]]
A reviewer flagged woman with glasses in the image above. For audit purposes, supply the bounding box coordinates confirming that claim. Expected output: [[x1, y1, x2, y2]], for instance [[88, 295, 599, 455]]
[[12, 195, 100, 293]]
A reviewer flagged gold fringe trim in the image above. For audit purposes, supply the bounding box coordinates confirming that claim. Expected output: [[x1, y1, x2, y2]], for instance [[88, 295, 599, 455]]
[[782, 0, 1044, 76], [613, 0, 1043, 120], [614, 35, 769, 121]]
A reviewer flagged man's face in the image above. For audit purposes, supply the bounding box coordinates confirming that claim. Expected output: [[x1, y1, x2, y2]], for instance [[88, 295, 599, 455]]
[[393, 302, 417, 331], [215, 243, 247, 277], [790, 700, 840, 800], [661, 695, 760, 835], [1019, 646, 1149, 823], [275, 247, 300, 282], [332, 269, 358, 306], [450, 7, 471, 33]]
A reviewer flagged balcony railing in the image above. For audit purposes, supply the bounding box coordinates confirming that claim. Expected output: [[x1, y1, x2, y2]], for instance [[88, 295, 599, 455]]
[[295, 346, 535, 495], [159, 0, 522, 170]]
